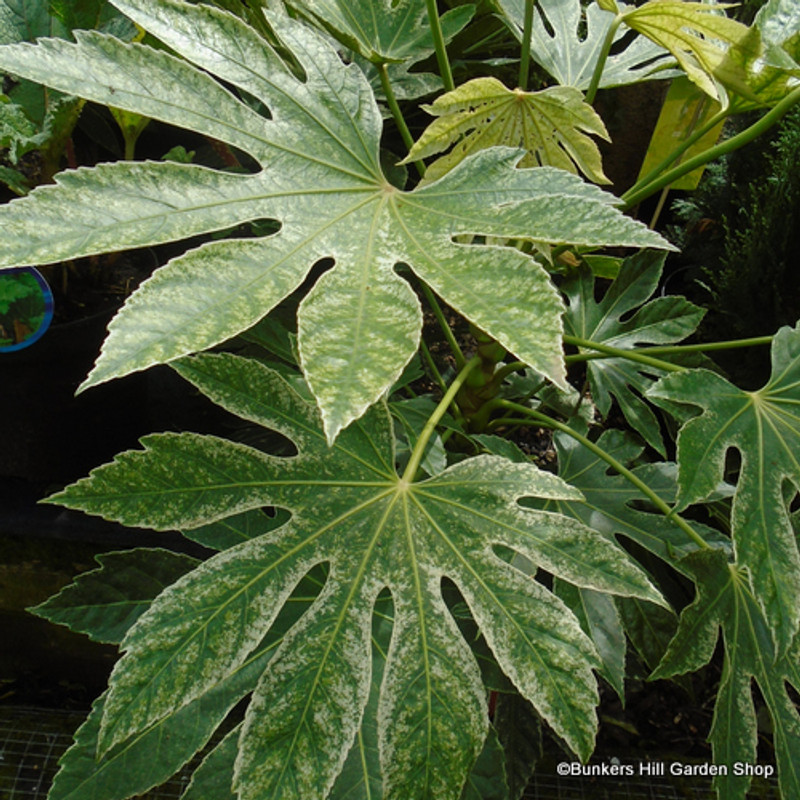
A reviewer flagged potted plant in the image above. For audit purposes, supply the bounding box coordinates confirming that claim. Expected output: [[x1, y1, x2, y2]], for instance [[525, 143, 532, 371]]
[[1, 1, 799, 798]]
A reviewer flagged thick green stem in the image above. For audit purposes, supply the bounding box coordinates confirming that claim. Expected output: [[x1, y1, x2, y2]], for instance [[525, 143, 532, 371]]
[[585, 14, 623, 105], [518, 0, 535, 90], [630, 107, 728, 206], [420, 282, 466, 368], [563, 334, 686, 373], [565, 335, 774, 365], [402, 356, 481, 482], [621, 85, 800, 210], [425, 0, 455, 92], [494, 401, 711, 550], [377, 63, 425, 179], [490, 360, 528, 385], [644, 336, 773, 354]]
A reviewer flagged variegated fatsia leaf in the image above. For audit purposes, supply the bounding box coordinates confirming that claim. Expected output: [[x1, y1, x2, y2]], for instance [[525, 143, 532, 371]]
[[496, 0, 677, 90], [48, 352, 665, 800], [405, 78, 610, 184], [653, 549, 800, 800], [0, 0, 670, 442], [648, 322, 800, 658]]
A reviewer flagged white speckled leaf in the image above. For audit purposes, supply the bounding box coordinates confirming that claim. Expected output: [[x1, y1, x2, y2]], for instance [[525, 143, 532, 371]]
[[47, 353, 664, 799], [648, 323, 800, 657], [496, 0, 677, 89], [0, 0, 671, 442], [405, 78, 610, 184], [652, 549, 800, 800]]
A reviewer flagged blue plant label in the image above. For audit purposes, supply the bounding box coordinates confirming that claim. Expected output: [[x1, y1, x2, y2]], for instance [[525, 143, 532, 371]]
[[0, 267, 54, 352]]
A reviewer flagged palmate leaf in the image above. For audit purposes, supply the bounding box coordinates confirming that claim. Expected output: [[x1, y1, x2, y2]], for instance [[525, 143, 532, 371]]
[[562, 251, 705, 456], [404, 78, 610, 184], [0, 0, 670, 443], [726, 0, 800, 110], [48, 352, 664, 800], [43, 529, 326, 800], [496, 0, 677, 90], [652, 549, 800, 800], [648, 323, 800, 658], [619, 1, 764, 104], [285, 0, 475, 103]]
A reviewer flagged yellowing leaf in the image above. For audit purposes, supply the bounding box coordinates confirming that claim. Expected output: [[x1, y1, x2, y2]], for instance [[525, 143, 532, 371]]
[[405, 78, 610, 184], [621, 1, 760, 103], [637, 76, 724, 191]]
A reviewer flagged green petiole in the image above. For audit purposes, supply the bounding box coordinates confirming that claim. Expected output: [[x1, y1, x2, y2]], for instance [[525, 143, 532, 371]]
[[492, 400, 711, 551], [402, 355, 481, 482]]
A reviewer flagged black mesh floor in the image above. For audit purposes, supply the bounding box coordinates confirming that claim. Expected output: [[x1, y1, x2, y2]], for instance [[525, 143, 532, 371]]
[[0, 705, 781, 800], [0, 706, 190, 800]]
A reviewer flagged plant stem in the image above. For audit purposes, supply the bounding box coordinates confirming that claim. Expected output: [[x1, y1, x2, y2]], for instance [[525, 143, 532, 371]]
[[494, 400, 711, 550], [420, 339, 447, 393], [585, 13, 623, 105], [563, 334, 686, 373], [629, 107, 728, 206], [377, 63, 425, 179], [491, 360, 528, 384], [402, 355, 481, 482], [420, 282, 466, 368], [425, 0, 455, 92], [634, 336, 773, 355], [564, 335, 774, 365], [621, 85, 800, 210], [518, 0, 535, 90]]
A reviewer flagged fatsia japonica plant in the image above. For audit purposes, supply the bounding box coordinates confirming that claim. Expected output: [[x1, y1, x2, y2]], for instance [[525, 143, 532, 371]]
[[2, 0, 800, 798]]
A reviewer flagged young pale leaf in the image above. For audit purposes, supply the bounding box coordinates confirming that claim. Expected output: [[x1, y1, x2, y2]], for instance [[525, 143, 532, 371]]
[[652, 549, 800, 799], [0, 0, 670, 442], [727, 0, 800, 110], [496, 0, 676, 89], [648, 323, 800, 657], [405, 78, 610, 184], [48, 353, 664, 799], [620, 1, 761, 103], [562, 251, 705, 456], [637, 76, 725, 191], [30, 548, 198, 644]]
